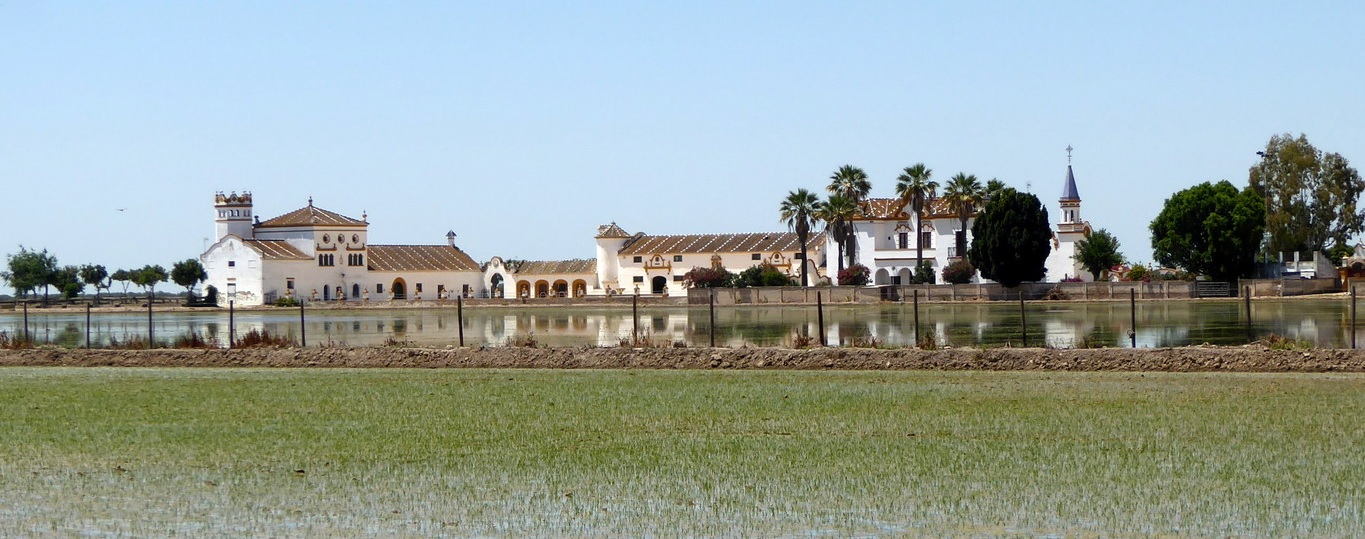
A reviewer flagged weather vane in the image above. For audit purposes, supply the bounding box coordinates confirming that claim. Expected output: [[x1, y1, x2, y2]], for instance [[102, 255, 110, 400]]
[[1066, 144, 1073, 164]]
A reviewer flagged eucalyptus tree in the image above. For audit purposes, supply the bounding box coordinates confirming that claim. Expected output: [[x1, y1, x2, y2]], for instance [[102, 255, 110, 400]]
[[827, 165, 871, 266], [895, 163, 937, 266], [943, 173, 985, 256], [779, 188, 822, 286]]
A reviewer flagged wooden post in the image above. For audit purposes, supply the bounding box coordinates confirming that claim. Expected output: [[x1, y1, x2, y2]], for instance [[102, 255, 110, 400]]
[[147, 291, 154, 348], [1244, 286, 1253, 343], [457, 295, 465, 347], [300, 301, 306, 347], [1019, 291, 1027, 347], [1352, 286, 1357, 349], [86, 303, 91, 349], [22, 301, 29, 342], [913, 289, 920, 347], [817, 291, 826, 346], [632, 293, 639, 345], [708, 290, 716, 348], [229, 300, 235, 349], [1130, 288, 1137, 348]]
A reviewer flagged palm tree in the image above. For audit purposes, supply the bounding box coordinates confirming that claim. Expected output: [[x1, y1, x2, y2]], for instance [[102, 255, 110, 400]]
[[894, 163, 937, 266], [984, 178, 1007, 200], [817, 194, 860, 273], [943, 173, 984, 257], [779, 188, 822, 286], [826, 165, 870, 267]]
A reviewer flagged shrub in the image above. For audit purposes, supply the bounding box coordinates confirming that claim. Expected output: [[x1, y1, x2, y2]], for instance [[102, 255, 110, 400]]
[[237, 328, 294, 348], [791, 333, 817, 349], [838, 264, 870, 286], [274, 296, 300, 307], [1124, 264, 1152, 283], [683, 266, 736, 288], [0, 331, 33, 350], [912, 262, 935, 284], [1045, 285, 1071, 301], [510, 332, 539, 348], [941, 259, 976, 285], [736, 263, 795, 288], [173, 332, 218, 349], [203, 285, 219, 306]]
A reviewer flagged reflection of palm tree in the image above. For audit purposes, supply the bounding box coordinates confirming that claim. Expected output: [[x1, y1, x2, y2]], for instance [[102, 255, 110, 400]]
[[895, 163, 937, 266], [944, 173, 984, 256], [826, 165, 871, 267], [779, 188, 821, 286], [818, 194, 860, 273]]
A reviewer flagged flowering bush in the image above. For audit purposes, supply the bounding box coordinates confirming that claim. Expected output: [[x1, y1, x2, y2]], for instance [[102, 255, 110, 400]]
[[838, 264, 870, 286], [941, 259, 976, 285], [682, 266, 735, 288]]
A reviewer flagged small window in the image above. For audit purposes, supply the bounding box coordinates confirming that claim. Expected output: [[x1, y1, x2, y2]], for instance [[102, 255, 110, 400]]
[[633, 256, 643, 263], [673, 275, 685, 281], [415, 283, 423, 293], [632, 276, 644, 283], [794, 252, 804, 260], [228, 261, 236, 267], [673, 255, 683, 262], [898, 232, 909, 249], [751, 253, 761, 260], [286, 279, 295, 290], [920, 231, 933, 249], [376, 283, 384, 294]]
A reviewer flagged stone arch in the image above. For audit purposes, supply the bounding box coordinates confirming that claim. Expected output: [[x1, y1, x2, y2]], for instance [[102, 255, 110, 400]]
[[572, 279, 587, 298], [516, 280, 531, 298]]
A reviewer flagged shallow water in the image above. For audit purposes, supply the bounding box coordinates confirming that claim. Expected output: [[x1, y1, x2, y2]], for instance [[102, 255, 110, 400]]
[[0, 298, 1358, 349]]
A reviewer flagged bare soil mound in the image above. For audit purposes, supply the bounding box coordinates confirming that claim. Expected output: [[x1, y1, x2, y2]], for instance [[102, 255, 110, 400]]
[[3, 345, 1365, 372]]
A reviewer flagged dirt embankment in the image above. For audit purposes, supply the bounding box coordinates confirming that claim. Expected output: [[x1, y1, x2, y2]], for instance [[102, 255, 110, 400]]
[[3, 345, 1365, 372]]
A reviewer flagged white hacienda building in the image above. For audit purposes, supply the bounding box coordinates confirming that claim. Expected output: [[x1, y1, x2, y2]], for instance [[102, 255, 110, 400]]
[[833, 155, 1095, 285], [200, 193, 483, 306]]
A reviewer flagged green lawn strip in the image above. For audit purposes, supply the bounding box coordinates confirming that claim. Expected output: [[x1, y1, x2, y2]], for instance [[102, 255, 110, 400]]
[[0, 368, 1361, 537]]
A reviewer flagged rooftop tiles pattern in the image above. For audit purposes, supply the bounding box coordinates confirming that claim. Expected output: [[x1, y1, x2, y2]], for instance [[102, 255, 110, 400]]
[[243, 239, 311, 260], [619, 232, 823, 256], [257, 203, 367, 228], [367, 245, 480, 272]]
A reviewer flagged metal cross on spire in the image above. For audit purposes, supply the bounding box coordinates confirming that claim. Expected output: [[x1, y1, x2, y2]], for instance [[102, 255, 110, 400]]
[[1066, 144, 1073, 164]]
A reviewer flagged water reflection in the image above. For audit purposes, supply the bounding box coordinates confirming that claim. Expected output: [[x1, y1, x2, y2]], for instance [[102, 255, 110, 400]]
[[1, 299, 1359, 349]]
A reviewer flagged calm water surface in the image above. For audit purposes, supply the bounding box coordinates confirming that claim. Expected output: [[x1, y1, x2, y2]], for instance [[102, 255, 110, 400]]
[[1, 299, 1358, 348]]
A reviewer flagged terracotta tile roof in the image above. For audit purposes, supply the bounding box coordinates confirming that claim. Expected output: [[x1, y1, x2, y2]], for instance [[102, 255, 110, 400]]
[[860, 197, 962, 220], [595, 222, 630, 238], [514, 259, 597, 275], [366, 245, 480, 272], [257, 203, 366, 228], [243, 239, 311, 260], [619, 232, 824, 256]]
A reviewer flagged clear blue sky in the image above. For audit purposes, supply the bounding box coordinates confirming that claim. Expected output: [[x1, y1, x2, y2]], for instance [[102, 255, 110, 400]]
[[3, 1, 1362, 294]]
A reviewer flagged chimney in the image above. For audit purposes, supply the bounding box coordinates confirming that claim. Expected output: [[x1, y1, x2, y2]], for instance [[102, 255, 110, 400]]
[[446, 230, 457, 248]]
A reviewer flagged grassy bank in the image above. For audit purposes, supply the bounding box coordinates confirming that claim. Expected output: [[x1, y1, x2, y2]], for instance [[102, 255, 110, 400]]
[[1, 368, 1362, 537]]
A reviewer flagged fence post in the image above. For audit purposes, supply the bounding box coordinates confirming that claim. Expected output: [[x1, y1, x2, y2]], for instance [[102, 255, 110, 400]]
[[1020, 291, 1027, 347], [708, 290, 716, 348], [228, 300, 235, 349], [817, 291, 826, 346], [1130, 288, 1137, 348], [632, 293, 639, 345], [1244, 286, 1253, 343], [147, 292, 154, 348], [23, 301, 29, 342], [300, 301, 306, 347], [457, 295, 465, 347], [1352, 286, 1357, 349], [913, 289, 920, 347], [86, 303, 91, 349]]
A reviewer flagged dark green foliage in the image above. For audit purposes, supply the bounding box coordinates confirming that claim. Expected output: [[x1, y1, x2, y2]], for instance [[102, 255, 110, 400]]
[[2, 246, 58, 299], [941, 259, 976, 284], [1249, 133, 1364, 254], [55, 266, 83, 300], [172, 258, 208, 296], [131, 265, 169, 295], [779, 188, 822, 286], [110, 269, 133, 297], [736, 263, 794, 287], [273, 296, 301, 307], [1150, 180, 1266, 282], [912, 262, 935, 284], [683, 266, 736, 288], [1074, 229, 1124, 280], [79, 264, 109, 302], [837, 264, 870, 286], [967, 188, 1052, 287], [204, 285, 219, 306]]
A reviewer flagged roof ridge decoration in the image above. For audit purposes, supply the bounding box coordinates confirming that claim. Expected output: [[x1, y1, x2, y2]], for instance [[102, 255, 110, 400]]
[[256, 200, 367, 228], [596, 222, 631, 239], [1061, 145, 1081, 201]]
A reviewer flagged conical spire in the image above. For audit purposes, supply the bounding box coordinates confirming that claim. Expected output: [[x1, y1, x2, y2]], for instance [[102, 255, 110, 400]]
[[1060, 145, 1080, 201]]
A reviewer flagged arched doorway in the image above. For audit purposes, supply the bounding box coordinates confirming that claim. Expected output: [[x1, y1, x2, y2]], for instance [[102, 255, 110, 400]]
[[874, 268, 890, 285], [651, 276, 667, 294], [323, 286, 331, 301], [335, 286, 344, 300], [572, 279, 587, 298], [491, 274, 504, 298], [517, 280, 531, 298], [391, 278, 407, 300], [552, 280, 568, 298], [535, 280, 549, 298], [352, 284, 360, 299], [898, 268, 913, 285]]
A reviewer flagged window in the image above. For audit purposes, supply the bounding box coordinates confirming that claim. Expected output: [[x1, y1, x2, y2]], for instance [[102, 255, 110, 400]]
[[920, 231, 932, 249], [751, 253, 761, 260], [632, 276, 644, 283], [415, 283, 423, 293], [347, 253, 364, 266], [898, 232, 908, 249], [673, 275, 685, 281], [376, 283, 384, 294], [318, 254, 335, 267], [794, 252, 804, 259], [228, 261, 236, 268], [633, 256, 643, 263], [286, 279, 295, 290], [673, 255, 683, 262]]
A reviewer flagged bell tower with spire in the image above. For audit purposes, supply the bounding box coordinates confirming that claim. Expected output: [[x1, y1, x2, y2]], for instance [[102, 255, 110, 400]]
[[214, 191, 254, 241], [1058, 145, 1085, 234]]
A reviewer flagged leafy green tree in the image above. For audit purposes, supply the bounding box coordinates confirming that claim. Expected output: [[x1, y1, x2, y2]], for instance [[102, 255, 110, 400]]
[[941, 259, 976, 284], [967, 188, 1052, 287], [779, 188, 822, 286], [817, 194, 860, 273], [1150, 180, 1266, 282], [837, 264, 870, 286], [984, 178, 1007, 200], [682, 266, 736, 288], [110, 269, 133, 298], [2, 246, 59, 301], [131, 265, 169, 297], [54, 266, 83, 300], [172, 258, 208, 297], [1249, 133, 1364, 254], [735, 264, 794, 287], [827, 165, 871, 267], [912, 262, 935, 284], [895, 163, 938, 266], [1073, 229, 1124, 280], [79, 264, 109, 303], [943, 173, 984, 256]]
